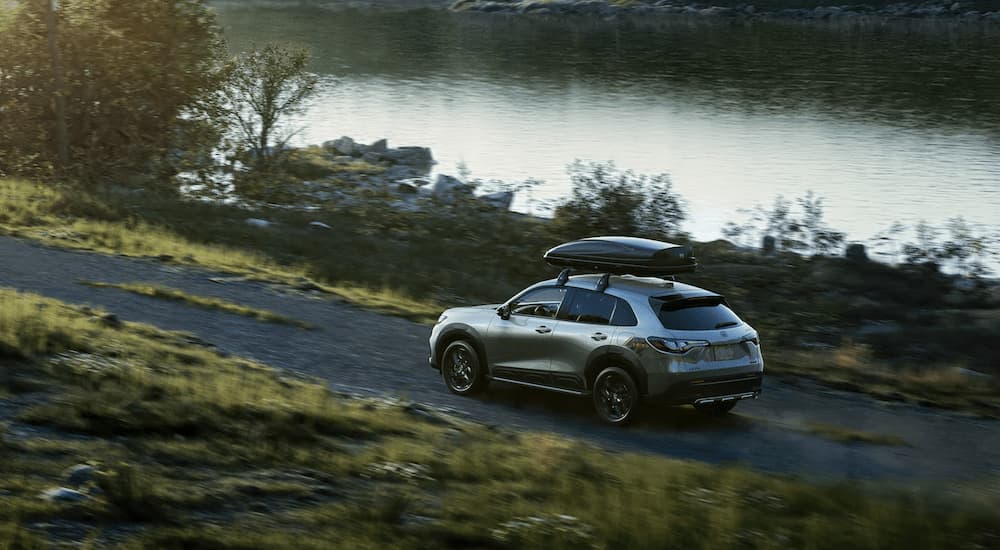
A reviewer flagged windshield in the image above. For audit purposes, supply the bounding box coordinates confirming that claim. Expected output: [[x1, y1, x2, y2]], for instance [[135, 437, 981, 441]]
[[651, 297, 742, 331]]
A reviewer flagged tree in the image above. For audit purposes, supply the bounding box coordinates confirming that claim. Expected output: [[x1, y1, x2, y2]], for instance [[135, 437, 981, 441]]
[[219, 44, 318, 168], [552, 161, 686, 241], [0, 0, 226, 183], [722, 191, 844, 256]]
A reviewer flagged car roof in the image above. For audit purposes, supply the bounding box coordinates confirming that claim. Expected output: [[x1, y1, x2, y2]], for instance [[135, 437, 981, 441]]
[[535, 274, 721, 302]]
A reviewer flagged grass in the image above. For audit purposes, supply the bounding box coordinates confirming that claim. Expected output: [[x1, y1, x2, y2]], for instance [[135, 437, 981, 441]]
[[1, 287, 998, 549], [802, 422, 908, 447], [81, 281, 312, 328], [0, 178, 997, 412], [768, 342, 1000, 416], [0, 179, 445, 322]]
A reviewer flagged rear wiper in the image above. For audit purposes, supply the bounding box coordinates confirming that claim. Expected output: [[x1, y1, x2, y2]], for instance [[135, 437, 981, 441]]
[[715, 321, 739, 329]]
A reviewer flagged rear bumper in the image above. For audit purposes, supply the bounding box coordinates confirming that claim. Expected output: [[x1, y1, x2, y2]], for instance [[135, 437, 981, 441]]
[[652, 372, 763, 406]]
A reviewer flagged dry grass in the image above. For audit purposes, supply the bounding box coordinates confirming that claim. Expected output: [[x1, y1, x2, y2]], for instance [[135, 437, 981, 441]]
[[0, 179, 444, 323], [82, 281, 312, 328], [802, 422, 908, 447], [767, 341, 1000, 415], [2, 288, 999, 549]]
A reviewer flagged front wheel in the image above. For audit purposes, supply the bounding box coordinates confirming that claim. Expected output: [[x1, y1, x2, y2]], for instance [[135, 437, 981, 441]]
[[441, 341, 487, 396], [694, 400, 738, 416], [592, 367, 640, 426]]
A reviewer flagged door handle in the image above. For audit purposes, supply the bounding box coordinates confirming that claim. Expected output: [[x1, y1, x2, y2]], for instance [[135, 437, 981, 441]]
[[535, 326, 552, 334], [591, 332, 607, 341]]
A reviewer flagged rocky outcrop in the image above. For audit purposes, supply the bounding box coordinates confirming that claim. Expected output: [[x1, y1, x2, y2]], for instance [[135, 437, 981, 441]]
[[450, 0, 1000, 22], [278, 137, 519, 212]]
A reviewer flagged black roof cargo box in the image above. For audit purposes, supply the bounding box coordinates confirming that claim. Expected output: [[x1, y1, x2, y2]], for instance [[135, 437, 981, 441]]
[[544, 236, 697, 276]]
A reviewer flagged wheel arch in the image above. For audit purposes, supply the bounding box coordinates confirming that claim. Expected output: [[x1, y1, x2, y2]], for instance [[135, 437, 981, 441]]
[[584, 346, 648, 395], [434, 325, 489, 373]]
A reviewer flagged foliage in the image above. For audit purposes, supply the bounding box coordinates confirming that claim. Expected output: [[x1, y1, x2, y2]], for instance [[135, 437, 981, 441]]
[[218, 43, 318, 169], [0, 0, 226, 183], [552, 160, 686, 240], [899, 218, 997, 277], [722, 191, 845, 255]]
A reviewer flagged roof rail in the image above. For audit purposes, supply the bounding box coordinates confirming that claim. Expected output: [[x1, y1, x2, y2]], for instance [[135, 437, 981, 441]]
[[556, 268, 573, 286], [596, 273, 611, 293]]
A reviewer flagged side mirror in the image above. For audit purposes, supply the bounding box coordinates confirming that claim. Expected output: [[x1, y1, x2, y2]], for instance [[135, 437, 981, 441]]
[[497, 304, 511, 320]]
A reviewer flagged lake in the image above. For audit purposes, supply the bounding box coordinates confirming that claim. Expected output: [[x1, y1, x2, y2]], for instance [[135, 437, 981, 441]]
[[214, 6, 1000, 246]]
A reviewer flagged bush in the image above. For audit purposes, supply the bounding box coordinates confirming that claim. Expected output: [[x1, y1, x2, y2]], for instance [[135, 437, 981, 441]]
[[552, 161, 686, 241]]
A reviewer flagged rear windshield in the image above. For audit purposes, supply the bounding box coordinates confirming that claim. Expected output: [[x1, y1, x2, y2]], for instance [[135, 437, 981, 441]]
[[650, 297, 742, 331]]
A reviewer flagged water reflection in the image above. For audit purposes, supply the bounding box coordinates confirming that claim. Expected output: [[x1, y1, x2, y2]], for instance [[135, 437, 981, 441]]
[[216, 7, 1000, 241]]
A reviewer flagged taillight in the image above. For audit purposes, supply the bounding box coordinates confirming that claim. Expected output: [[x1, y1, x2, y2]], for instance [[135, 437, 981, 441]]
[[647, 336, 710, 354]]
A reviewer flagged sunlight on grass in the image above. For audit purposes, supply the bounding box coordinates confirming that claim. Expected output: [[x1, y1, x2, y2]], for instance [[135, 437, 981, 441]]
[[0, 179, 444, 323], [802, 422, 908, 447], [766, 341, 1000, 415], [1, 288, 998, 549], [81, 281, 312, 328]]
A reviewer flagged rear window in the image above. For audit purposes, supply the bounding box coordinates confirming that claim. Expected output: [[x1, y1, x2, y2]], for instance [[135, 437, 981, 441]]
[[650, 297, 742, 331], [560, 289, 617, 325]]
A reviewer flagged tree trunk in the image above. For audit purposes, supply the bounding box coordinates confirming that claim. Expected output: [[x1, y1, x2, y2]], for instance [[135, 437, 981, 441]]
[[43, 0, 69, 172]]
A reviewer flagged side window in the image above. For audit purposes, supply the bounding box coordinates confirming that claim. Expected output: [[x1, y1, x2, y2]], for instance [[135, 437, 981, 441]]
[[560, 289, 616, 325], [510, 287, 567, 319], [611, 298, 638, 326]]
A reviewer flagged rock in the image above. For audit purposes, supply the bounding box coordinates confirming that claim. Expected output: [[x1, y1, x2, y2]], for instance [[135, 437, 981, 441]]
[[744, 4, 755, 14], [382, 146, 434, 166], [479, 190, 514, 210], [845, 243, 868, 262], [101, 314, 122, 328], [361, 151, 382, 164], [326, 136, 357, 156], [156, 254, 174, 262], [950, 2, 961, 11], [398, 181, 421, 194], [382, 165, 421, 181], [369, 138, 388, 153], [245, 218, 272, 228], [432, 174, 473, 198], [761, 236, 776, 255], [42, 487, 88, 503], [309, 221, 332, 230], [857, 320, 901, 336], [64, 464, 97, 488]]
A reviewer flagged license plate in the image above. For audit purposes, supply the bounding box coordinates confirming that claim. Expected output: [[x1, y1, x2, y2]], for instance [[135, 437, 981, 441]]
[[710, 344, 742, 361]]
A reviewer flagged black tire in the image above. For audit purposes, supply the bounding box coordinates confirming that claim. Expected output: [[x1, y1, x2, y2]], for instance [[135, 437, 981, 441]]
[[694, 400, 738, 416], [592, 367, 641, 426], [441, 340, 487, 396]]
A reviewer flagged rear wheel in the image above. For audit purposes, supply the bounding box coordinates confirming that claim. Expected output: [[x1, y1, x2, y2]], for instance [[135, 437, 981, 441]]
[[441, 341, 487, 396], [694, 400, 738, 415], [592, 367, 640, 426]]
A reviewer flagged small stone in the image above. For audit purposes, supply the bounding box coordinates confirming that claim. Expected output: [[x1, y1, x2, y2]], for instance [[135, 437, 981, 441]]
[[64, 464, 96, 487], [369, 138, 388, 153], [245, 218, 272, 228], [156, 254, 174, 262], [42, 487, 88, 503], [309, 221, 332, 230], [101, 314, 122, 328]]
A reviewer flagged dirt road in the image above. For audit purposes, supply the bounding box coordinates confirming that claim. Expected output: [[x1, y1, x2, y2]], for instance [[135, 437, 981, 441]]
[[1, 236, 997, 482]]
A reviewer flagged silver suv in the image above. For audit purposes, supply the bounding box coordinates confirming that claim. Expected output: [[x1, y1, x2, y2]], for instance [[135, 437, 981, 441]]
[[429, 273, 763, 425]]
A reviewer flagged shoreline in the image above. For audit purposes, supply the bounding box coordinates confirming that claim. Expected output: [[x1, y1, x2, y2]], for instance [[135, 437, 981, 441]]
[[207, 0, 1000, 24]]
